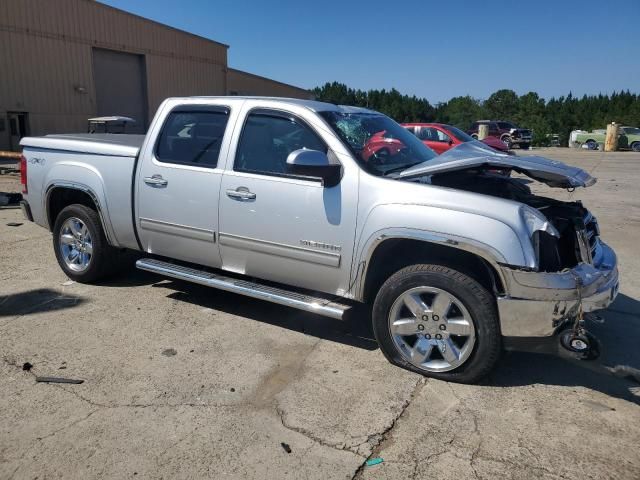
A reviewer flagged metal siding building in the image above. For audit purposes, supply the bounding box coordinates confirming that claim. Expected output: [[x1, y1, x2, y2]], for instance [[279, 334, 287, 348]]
[[227, 68, 314, 100], [0, 0, 311, 150]]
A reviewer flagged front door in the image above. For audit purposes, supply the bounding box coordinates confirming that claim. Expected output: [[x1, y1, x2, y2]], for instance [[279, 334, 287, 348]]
[[218, 106, 357, 296], [136, 105, 231, 268]]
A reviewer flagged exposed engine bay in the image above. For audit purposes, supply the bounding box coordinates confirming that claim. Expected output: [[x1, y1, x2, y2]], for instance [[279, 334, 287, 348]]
[[427, 169, 600, 272]]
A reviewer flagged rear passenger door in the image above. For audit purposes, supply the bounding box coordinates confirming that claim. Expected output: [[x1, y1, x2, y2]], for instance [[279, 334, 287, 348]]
[[136, 104, 231, 267]]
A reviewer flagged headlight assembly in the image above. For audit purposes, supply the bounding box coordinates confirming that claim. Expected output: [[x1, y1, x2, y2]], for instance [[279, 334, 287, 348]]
[[520, 205, 560, 238]]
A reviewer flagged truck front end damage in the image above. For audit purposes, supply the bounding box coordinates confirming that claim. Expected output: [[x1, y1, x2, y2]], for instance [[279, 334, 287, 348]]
[[399, 144, 620, 355], [498, 240, 619, 338]]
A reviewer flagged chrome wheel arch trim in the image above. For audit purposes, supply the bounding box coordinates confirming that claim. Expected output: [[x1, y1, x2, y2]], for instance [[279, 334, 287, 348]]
[[44, 181, 118, 247], [352, 228, 511, 302]]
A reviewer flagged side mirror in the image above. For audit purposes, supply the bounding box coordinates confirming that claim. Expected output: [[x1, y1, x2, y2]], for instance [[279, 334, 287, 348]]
[[448, 140, 453, 146], [286, 149, 342, 187]]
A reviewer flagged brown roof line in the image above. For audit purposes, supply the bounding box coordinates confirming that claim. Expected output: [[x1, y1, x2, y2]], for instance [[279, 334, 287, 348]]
[[228, 68, 310, 93], [92, 0, 230, 49]]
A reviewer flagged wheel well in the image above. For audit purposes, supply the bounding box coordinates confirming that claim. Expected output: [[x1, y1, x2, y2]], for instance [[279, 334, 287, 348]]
[[47, 187, 98, 230], [362, 239, 505, 303]]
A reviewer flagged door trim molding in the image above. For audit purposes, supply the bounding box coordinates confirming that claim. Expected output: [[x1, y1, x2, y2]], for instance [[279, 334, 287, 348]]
[[219, 232, 340, 268], [139, 217, 215, 243]]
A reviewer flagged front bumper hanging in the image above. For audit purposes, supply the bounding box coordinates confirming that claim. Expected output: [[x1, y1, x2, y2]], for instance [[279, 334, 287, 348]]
[[496, 241, 619, 337]]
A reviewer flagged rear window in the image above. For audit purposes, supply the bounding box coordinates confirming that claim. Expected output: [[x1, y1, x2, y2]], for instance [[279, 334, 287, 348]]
[[156, 109, 229, 168]]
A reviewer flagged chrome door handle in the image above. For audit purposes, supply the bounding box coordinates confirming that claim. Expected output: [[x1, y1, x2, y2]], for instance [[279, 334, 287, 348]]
[[143, 175, 168, 187], [226, 187, 256, 200]]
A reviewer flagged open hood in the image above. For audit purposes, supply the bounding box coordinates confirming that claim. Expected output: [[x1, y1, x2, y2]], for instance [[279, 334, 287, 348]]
[[399, 142, 596, 188]]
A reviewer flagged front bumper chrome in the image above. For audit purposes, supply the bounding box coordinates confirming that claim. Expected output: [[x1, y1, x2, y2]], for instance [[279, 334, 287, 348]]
[[497, 241, 619, 337]]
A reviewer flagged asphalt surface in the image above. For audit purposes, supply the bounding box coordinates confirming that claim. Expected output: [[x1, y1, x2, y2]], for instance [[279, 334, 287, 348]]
[[1, 148, 639, 479]]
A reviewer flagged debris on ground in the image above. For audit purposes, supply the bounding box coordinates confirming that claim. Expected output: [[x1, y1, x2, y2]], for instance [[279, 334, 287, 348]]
[[607, 365, 640, 385], [6, 222, 23, 227], [280, 442, 292, 453], [22, 362, 33, 371], [365, 457, 384, 467], [162, 348, 177, 357], [0, 192, 22, 206], [35, 376, 84, 384], [61, 280, 75, 286]]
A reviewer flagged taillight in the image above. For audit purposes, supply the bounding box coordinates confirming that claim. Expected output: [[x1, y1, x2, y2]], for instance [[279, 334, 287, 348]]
[[20, 154, 28, 194]]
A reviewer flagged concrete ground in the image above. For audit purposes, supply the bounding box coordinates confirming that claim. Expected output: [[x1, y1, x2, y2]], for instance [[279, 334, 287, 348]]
[[1, 148, 639, 479]]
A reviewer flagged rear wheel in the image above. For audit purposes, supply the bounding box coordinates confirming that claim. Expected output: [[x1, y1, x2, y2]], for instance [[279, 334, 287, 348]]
[[53, 204, 124, 283], [631, 142, 640, 152], [471, 134, 478, 140], [520, 142, 530, 150], [585, 139, 598, 150], [501, 135, 512, 148], [372, 264, 501, 383]]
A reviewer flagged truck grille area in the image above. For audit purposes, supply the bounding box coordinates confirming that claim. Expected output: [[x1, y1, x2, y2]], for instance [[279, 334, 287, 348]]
[[583, 211, 602, 265]]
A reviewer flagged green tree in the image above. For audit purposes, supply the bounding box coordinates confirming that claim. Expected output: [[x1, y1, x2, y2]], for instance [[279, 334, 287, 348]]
[[484, 89, 519, 120], [437, 96, 485, 129]]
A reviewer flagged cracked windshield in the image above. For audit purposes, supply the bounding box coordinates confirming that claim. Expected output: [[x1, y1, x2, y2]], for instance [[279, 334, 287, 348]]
[[320, 111, 436, 176]]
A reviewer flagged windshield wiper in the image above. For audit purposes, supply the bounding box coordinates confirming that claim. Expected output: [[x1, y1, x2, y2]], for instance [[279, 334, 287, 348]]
[[383, 162, 425, 176]]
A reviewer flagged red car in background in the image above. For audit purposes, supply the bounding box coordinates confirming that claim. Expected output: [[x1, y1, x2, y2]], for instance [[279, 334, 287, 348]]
[[402, 123, 511, 155], [361, 130, 406, 162]]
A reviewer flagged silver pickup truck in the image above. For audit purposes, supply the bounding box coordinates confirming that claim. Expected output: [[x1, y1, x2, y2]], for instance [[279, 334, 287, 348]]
[[19, 96, 619, 383]]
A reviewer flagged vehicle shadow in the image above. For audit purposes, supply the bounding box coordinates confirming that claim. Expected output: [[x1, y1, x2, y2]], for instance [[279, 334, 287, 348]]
[[0, 288, 85, 317], [125, 272, 640, 403], [154, 279, 379, 351]]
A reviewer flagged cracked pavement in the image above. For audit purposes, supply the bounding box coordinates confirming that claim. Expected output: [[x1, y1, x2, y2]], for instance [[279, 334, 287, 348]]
[[2, 149, 640, 479]]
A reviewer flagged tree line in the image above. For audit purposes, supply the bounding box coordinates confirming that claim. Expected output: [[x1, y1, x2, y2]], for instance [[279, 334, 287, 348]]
[[312, 82, 640, 146]]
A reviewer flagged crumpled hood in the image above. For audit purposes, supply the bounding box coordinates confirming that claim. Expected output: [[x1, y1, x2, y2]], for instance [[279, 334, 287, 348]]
[[399, 142, 596, 188]]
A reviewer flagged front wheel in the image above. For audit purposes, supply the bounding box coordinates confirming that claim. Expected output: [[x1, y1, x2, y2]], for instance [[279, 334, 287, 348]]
[[631, 142, 640, 152], [372, 264, 501, 383], [519, 142, 530, 150], [53, 204, 123, 283], [501, 135, 512, 148]]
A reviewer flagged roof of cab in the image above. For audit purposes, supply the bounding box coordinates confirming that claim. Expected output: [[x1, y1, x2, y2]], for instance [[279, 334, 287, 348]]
[[165, 96, 380, 115]]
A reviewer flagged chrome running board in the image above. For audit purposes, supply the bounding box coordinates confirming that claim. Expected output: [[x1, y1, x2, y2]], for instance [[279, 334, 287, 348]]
[[136, 258, 350, 320]]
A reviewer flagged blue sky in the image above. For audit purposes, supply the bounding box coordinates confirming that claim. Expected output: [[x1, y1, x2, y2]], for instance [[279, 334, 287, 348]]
[[100, 0, 639, 104]]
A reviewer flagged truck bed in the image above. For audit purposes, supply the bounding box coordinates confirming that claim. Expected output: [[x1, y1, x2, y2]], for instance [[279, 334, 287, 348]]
[[20, 134, 145, 157]]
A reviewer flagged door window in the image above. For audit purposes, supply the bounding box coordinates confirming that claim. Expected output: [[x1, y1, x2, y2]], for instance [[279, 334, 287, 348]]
[[417, 127, 440, 141], [155, 109, 229, 168], [234, 111, 326, 176]]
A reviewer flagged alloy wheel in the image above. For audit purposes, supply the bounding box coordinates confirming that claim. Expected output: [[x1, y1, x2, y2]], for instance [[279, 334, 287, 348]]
[[388, 286, 476, 372], [59, 217, 93, 272]]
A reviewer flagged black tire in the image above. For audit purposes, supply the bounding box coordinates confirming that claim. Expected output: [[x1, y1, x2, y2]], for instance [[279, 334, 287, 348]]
[[372, 264, 501, 383], [585, 139, 598, 150], [631, 142, 640, 153], [52, 204, 123, 283], [471, 134, 478, 140], [501, 135, 512, 148]]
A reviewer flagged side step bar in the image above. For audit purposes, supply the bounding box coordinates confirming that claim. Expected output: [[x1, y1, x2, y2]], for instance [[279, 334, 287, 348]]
[[136, 258, 350, 320]]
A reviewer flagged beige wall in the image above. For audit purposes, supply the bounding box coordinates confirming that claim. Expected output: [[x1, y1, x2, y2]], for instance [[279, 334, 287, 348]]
[[227, 69, 313, 100], [0, 0, 312, 151], [0, 0, 228, 149]]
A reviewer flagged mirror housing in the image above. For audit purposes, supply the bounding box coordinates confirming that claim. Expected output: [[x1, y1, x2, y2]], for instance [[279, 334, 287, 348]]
[[286, 149, 341, 187]]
